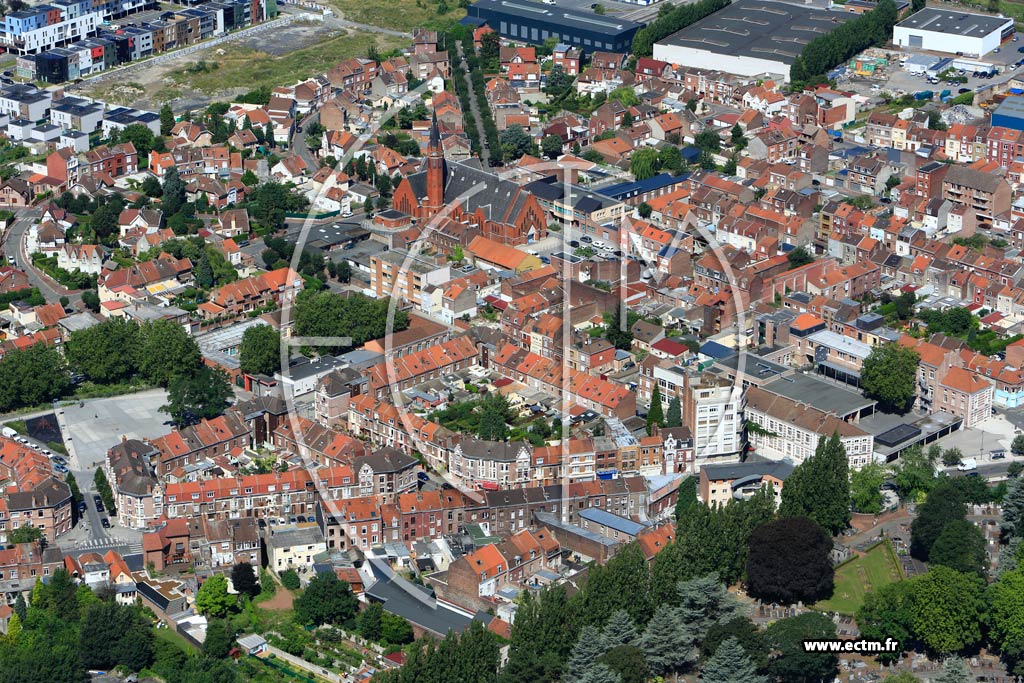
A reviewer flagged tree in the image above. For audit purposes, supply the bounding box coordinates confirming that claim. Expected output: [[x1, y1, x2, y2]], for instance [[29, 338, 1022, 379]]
[[942, 447, 963, 467], [637, 202, 652, 219], [238, 325, 280, 377], [598, 645, 648, 683], [746, 516, 834, 605], [987, 568, 1024, 675], [933, 657, 972, 683], [82, 289, 100, 313], [293, 573, 358, 626], [203, 618, 234, 659], [161, 166, 186, 216], [541, 135, 563, 159], [357, 603, 384, 640], [910, 478, 966, 561], [910, 566, 985, 654], [479, 30, 500, 63], [499, 125, 532, 161], [641, 603, 697, 677], [279, 569, 300, 590], [477, 392, 512, 441], [930, 519, 987, 575], [1013, 434, 1024, 456], [674, 475, 698, 521], [702, 617, 768, 670], [779, 433, 850, 535], [601, 609, 640, 648], [630, 147, 660, 181], [764, 613, 838, 683], [666, 396, 682, 427], [113, 123, 157, 159], [93, 468, 115, 514], [857, 580, 914, 663], [700, 637, 766, 683], [8, 525, 42, 544], [293, 290, 408, 354], [862, 343, 919, 412], [381, 612, 413, 645], [647, 384, 664, 435], [890, 444, 938, 501], [161, 365, 232, 426], [65, 318, 141, 385], [246, 182, 308, 232], [79, 601, 155, 672], [659, 145, 683, 174], [138, 319, 201, 386], [1003, 476, 1024, 541], [0, 344, 70, 411], [786, 245, 814, 268], [579, 663, 622, 683], [195, 575, 235, 618], [850, 461, 885, 514], [230, 562, 259, 598], [160, 104, 176, 136], [567, 625, 608, 682]]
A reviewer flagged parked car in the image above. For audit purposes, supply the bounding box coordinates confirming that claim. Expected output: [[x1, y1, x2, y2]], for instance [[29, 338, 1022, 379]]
[[100, 518, 110, 529]]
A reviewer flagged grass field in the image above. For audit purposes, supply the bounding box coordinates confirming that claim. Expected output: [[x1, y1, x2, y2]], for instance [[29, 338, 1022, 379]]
[[323, 0, 465, 32], [154, 624, 196, 653], [815, 540, 902, 616], [169, 30, 407, 94]]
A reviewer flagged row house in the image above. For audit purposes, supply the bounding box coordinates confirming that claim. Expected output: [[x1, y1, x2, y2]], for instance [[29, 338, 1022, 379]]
[[270, 417, 366, 469], [0, 439, 73, 544], [942, 164, 1011, 223], [446, 528, 559, 600], [105, 438, 161, 530], [364, 334, 481, 398], [83, 142, 137, 178], [151, 411, 251, 476], [347, 394, 457, 471], [200, 267, 303, 320]]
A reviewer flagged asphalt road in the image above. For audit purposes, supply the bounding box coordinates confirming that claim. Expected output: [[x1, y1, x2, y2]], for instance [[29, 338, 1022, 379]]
[[4, 208, 73, 304], [456, 42, 491, 166]]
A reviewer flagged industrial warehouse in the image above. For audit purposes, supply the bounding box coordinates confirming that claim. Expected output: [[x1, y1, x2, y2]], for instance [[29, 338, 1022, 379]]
[[892, 8, 1013, 57], [466, 0, 643, 54], [651, 0, 853, 82]]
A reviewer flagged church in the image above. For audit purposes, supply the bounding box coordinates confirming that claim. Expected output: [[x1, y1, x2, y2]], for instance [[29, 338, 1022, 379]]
[[392, 114, 547, 247]]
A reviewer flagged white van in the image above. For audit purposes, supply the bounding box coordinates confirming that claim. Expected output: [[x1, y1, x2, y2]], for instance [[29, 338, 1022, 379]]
[[957, 458, 978, 472], [1, 426, 17, 439]]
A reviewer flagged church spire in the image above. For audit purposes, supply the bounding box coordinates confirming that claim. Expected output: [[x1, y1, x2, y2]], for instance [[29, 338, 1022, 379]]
[[429, 110, 440, 151]]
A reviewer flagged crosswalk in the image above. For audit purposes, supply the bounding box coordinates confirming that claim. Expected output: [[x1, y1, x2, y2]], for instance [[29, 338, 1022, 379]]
[[66, 537, 143, 554]]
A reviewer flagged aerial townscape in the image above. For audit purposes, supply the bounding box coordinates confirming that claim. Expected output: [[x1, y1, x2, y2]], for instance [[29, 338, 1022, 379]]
[[4, 0, 1024, 680]]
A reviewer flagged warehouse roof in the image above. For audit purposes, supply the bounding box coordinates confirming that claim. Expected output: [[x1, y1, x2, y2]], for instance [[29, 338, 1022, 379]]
[[994, 96, 1024, 119], [469, 0, 643, 36], [896, 8, 1011, 38], [656, 0, 853, 64]]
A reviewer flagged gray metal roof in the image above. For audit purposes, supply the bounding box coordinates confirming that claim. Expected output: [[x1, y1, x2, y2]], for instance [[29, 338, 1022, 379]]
[[657, 0, 853, 64], [578, 507, 649, 536], [896, 7, 1011, 38]]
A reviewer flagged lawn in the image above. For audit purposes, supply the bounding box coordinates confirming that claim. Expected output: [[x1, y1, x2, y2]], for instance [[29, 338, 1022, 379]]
[[323, 0, 464, 32], [154, 623, 196, 653], [815, 540, 902, 616], [170, 31, 407, 94]]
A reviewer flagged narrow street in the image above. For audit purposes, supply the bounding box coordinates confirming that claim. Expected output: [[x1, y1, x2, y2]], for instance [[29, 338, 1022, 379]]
[[455, 41, 491, 166], [4, 208, 76, 304]]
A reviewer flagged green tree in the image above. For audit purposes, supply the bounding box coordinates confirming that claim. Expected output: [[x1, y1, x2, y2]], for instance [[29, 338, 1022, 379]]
[[1003, 476, 1024, 541], [700, 637, 766, 683], [674, 475, 698, 521], [637, 202, 652, 219], [161, 166, 186, 216], [930, 519, 987, 575], [1013, 434, 1024, 456], [601, 609, 639, 648], [862, 343, 919, 412], [279, 569, 300, 590], [647, 384, 664, 435], [8, 525, 42, 544], [160, 104, 176, 136], [0, 344, 70, 411], [702, 617, 768, 670], [910, 566, 985, 654], [987, 567, 1024, 675], [910, 478, 966, 561], [93, 468, 115, 514], [80, 601, 155, 672], [598, 645, 648, 683], [666, 396, 682, 427], [890, 444, 937, 501], [630, 147, 660, 181], [293, 290, 409, 353], [779, 433, 850, 535], [381, 612, 414, 645], [202, 618, 234, 659], [764, 613, 838, 683], [161, 365, 232, 426], [933, 657, 972, 683], [65, 317, 140, 385], [477, 392, 513, 441], [293, 573, 358, 626], [195, 575, 235, 618], [567, 625, 608, 681], [786, 245, 814, 268], [850, 461, 885, 514], [641, 604, 697, 677], [138, 319, 201, 386], [356, 602, 384, 640], [541, 135, 563, 159], [857, 580, 914, 663], [238, 325, 280, 376], [499, 125, 532, 161]]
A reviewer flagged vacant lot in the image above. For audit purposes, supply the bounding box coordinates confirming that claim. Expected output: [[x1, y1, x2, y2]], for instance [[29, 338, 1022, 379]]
[[815, 541, 902, 616], [168, 28, 406, 95], [326, 0, 464, 32]]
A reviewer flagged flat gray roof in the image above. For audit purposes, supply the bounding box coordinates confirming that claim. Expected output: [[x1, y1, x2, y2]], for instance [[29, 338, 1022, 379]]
[[656, 0, 853, 64], [896, 8, 1011, 38], [762, 373, 875, 419]]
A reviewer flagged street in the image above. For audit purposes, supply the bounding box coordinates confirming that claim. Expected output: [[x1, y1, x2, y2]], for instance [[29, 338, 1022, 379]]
[[3, 208, 73, 304]]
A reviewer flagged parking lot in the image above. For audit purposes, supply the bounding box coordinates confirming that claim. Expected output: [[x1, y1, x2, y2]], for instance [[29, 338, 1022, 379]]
[[60, 390, 170, 471]]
